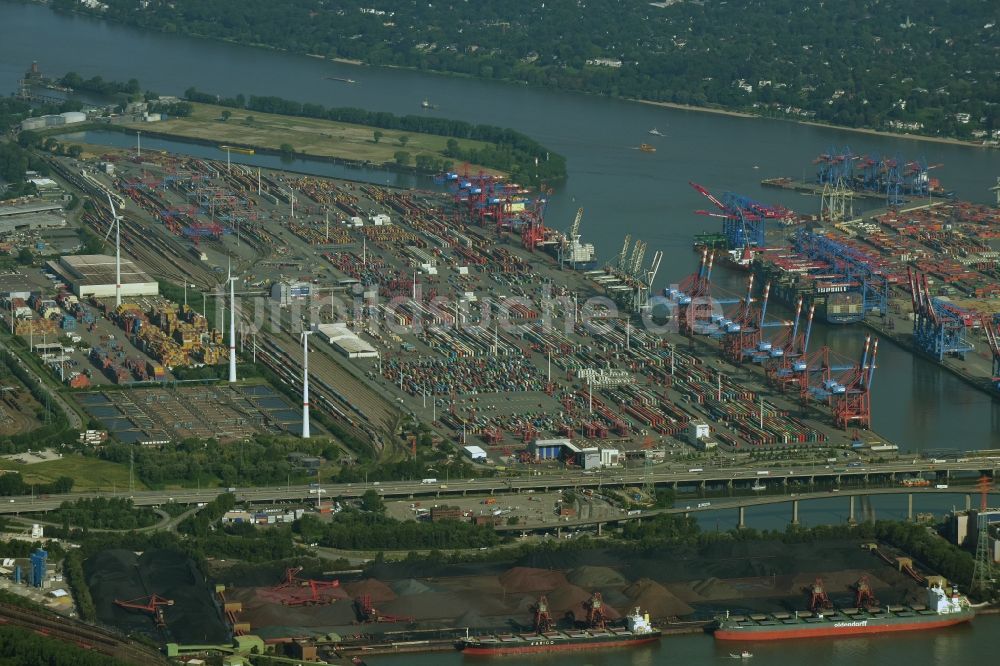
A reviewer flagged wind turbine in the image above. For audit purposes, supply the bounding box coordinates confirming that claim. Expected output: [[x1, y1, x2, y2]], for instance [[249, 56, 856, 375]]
[[227, 258, 237, 383], [104, 193, 122, 307], [301, 329, 312, 439]]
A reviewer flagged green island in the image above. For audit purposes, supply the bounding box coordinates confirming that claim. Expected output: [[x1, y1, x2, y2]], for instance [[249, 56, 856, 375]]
[[51, 0, 998, 142], [42, 71, 567, 185]]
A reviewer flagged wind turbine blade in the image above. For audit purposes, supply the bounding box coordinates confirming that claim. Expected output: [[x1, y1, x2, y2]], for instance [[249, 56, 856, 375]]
[[103, 193, 118, 242]]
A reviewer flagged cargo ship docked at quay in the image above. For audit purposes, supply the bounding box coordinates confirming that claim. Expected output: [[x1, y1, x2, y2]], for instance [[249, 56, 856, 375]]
[[752, 251, 866, 324], [714, 579, 974, 641], [459, 594, 661, 656]]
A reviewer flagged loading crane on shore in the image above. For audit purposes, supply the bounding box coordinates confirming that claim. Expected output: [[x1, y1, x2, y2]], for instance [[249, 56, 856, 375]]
[[583, 592, 607, 630], [114, 595, 174, 628], [689, 181, 794, 265], [831, 335, 878, 430], [808, 579, 833, 613], [982, 314, 1000, 391], [794, 230, 890, 317], [767, 299, 816, 394], [854, 576, 879, 610], [532, 595, 554, 633], [908, 267, 974, 361]]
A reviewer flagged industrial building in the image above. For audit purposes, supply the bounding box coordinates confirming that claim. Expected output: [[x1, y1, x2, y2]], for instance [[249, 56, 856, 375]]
[[0, 200, 66, 233], [463, 444, 487, 461], [314, 323, 378, 359], [48, 254, 158, 299], [19, 111, 87, 132], [270, 280, 311, 306]]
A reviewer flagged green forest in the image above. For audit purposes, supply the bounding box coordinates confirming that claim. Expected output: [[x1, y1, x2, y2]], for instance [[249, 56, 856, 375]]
[[53, 0, 998, 140], [0, 625, 131, 666]]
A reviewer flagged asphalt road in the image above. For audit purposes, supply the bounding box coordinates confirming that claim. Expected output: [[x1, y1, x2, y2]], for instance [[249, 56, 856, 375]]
[[1, 459, 995, 515]]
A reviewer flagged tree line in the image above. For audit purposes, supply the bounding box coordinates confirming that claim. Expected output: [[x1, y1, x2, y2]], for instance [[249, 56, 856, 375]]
[[184, 87, 566, 183], [43, 497, 159, 531], [0, 625, 130, 666], [295, 511, 500, 550], [58, 0, 998, 140]]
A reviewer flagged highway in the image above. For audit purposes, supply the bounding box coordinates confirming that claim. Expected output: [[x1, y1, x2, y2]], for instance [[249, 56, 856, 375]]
[[1, 458, 996, 515]]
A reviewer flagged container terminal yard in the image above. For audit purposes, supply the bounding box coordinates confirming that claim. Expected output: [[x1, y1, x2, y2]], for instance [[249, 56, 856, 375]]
[[1, 136, 999, 662], [20, 143, 928, 461]]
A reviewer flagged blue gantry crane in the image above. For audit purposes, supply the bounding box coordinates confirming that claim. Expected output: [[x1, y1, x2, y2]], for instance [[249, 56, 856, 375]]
[[689, 182, 794, 265], [794, 230, 890, 317], [908, 267, 975, 361]]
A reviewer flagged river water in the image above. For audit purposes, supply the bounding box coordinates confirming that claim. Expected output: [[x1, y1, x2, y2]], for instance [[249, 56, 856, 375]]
[[2, 2, 998, 662], [1, 3, 998, 449]]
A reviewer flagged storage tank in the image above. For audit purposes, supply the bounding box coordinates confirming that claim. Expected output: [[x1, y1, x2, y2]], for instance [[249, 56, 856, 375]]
[[59, 111, 87, 124], [42, 115, 65, 127], [20, 117, 46, 131]]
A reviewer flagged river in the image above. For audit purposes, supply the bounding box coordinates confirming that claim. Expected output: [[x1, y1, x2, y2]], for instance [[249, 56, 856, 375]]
[[2, 3, 999, 663], [0, 1, 998, 453]]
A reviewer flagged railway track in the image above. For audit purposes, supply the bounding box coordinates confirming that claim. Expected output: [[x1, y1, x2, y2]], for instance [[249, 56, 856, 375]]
[[255, 336, 394, 454], [0, 602, 167, 664]]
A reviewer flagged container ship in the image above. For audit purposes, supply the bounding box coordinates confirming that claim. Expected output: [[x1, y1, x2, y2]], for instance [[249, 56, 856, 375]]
[[714, 578, 974, 641], [753, 250, 865, 324], [458, 593, 661, 656]]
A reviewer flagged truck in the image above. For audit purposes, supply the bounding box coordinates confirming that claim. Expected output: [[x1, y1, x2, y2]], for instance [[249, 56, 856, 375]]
[[421, 478, 438, 484]]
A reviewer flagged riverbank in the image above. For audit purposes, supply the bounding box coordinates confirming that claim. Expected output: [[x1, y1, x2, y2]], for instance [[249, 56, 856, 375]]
[[636, 99, 995, 150]]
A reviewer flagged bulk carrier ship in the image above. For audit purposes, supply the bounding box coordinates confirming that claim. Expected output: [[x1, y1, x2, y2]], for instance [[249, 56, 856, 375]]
[[459, 593, 661, 656], [714, 578, 974, 641]]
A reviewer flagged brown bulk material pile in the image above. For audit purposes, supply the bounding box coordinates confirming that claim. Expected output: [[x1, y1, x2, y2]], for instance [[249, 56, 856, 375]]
[[499, 567, 568, 593], [567, 565, 628, 588], [345, 578, 397, 603], [623, 578, 694, 618], [691, 577, 741, 601]]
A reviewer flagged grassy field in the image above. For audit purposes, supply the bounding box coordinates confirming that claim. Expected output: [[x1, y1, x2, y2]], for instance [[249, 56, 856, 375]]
[[0, 455, 145, 492], [124, 102, 500, 173]]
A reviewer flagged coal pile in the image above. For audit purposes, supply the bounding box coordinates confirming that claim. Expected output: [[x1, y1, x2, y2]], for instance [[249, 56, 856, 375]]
[[86, 549, 228, 645]]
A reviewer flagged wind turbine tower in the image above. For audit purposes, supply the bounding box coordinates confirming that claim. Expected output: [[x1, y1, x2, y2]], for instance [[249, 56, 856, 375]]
[[228, 263, 237, 383], [105, 194, 122, 307], [301, 330, 312, 439]]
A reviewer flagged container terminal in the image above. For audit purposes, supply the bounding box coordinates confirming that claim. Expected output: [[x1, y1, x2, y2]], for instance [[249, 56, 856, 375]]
[[25, 147, 912, 460], [3, 139, 999, 662]]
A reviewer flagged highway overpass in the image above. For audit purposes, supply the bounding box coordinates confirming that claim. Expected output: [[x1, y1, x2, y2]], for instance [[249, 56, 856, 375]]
[[1, 459, 995, 516]]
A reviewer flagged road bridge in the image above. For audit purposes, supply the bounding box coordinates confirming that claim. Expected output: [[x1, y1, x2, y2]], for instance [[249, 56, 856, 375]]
[[0, 459, 994, 516], [492, 486, 1000, 537]]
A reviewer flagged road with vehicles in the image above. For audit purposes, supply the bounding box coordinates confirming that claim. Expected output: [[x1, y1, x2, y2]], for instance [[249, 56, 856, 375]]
[[0, 459, 995, 516]]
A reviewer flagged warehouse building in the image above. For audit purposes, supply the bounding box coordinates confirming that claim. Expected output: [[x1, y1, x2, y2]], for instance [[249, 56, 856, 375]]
[[0, 200, 66, 233], [463, 445, 487, 462], [315, 323, 378, 359], [48, 254, 158, 299]]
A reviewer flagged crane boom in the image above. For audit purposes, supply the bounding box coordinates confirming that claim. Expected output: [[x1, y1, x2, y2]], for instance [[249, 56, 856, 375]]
[[569, 207, 583, 239], [689, 181, 725, 210]]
